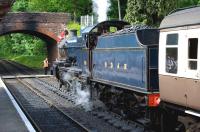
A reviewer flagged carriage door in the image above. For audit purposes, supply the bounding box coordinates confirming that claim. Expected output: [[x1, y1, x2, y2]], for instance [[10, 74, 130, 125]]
[[185, 31, 200, 110]]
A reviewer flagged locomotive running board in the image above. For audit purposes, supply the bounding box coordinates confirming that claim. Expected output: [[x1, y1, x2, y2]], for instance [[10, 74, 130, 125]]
[[1, 75, 53, 79], [185, 110, 200, 117]]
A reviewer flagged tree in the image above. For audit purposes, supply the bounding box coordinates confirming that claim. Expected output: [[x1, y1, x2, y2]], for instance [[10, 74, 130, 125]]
[[12, 0, 29, 12], [12, 0, 93, 21], [125, 0, 199, 26], [178, 0, 199, 7], [107, 0, 128, 20], [0, 33, 46, 56]]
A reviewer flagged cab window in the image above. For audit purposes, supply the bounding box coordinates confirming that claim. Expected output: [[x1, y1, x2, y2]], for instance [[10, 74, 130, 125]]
[[166, 33, 178, 74]]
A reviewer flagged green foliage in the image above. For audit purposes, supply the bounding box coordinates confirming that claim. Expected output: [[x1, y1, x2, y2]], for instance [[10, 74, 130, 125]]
[[12, 0, 93, 21], [0, 33, 47, 57], [107, 0, 128, 20], [12, 0, 29, 12], [125, 0, 200, 26], [0, 34, 47, 68], [67, 22, 81, 36], [178, 0, 199, 7]]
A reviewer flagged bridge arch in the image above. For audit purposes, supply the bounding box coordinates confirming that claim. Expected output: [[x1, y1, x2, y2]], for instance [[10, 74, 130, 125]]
[[0, 12, 70, 64]]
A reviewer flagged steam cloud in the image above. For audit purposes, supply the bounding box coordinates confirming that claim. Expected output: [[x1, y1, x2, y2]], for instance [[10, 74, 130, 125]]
[[92, 0, 110, 22], [63, 72, 92, 111], [72, 81, 91, 111]]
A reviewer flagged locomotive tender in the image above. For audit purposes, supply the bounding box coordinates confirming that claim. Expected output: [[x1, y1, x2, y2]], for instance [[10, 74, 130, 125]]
[[55, 6, 200, 132]]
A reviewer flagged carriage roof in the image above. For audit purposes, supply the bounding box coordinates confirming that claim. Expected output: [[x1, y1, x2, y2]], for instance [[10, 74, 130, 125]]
[[160, 6, 200, 29]]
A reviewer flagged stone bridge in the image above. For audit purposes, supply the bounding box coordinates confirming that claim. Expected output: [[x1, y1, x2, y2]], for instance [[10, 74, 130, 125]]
[[0, 12, 71, 63]]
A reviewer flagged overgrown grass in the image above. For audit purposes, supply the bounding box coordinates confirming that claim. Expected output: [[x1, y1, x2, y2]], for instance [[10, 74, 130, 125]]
[[0, 54, 45, 69]]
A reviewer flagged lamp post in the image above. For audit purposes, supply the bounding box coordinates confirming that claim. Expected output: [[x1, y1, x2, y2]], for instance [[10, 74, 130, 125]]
[[117, 0, 121, 20]]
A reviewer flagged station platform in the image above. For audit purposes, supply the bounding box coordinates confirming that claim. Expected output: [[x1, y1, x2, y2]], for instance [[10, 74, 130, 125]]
[[0, 78, 35, 132]]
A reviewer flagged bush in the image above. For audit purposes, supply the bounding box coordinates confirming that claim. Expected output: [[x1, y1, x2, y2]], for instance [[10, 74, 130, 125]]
[[67, 22, 81, 36]]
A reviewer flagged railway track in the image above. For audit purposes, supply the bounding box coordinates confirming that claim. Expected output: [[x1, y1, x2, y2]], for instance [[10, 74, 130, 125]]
[[4, 60, 37, 74], [29, 77, 152, 131], [4, 76, 148, 132], [4, 78, 90, 132], [38, 77, 155, 131], [0, 59, 39, 76]]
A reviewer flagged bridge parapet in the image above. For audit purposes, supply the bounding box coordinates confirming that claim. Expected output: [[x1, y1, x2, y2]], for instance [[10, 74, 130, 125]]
[[0, 12, 71, 38]]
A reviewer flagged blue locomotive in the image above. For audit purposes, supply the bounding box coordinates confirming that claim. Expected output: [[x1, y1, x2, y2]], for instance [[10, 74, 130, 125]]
[[55, 7, 200, 132], [55, 20, 160, 128]]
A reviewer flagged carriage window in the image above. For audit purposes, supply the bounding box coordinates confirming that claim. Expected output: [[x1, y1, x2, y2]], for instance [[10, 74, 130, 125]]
[[167, 34, 178, 45], [166, 33, 178, 74], [188, 38, 198, 70], [166, 48, 178, 73]]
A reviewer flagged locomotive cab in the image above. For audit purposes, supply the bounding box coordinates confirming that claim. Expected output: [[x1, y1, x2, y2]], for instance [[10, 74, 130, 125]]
[[86, 20, 130, 49], [83, 20, 130, 73]]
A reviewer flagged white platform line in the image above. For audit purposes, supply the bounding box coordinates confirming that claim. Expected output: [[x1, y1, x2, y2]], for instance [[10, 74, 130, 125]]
[[0, 78, 36, 132]]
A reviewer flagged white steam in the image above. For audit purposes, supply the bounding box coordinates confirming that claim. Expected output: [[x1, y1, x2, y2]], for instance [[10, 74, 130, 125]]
[[63, 72, 72, 81], [72, 80, 91, 111], [92, 0, 110, 22], [62, 72, 92, 111]]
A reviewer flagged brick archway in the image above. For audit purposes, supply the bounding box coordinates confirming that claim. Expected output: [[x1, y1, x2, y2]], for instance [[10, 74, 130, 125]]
[[0, 12, 71, 64]]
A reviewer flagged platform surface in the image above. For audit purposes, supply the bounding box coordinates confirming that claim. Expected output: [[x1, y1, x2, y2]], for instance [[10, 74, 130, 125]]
[[0, 79, 30, 132]]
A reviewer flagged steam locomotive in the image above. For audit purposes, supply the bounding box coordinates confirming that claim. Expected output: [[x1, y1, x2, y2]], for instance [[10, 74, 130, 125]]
[[54, 6, 200, 132]]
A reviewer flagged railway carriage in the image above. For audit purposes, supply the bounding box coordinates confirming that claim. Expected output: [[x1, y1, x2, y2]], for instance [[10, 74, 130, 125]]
[[159, 6, 200, 132]]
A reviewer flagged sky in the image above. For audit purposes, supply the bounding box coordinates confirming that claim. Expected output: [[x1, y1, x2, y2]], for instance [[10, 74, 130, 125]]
[[92, 0, 110, 22]]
